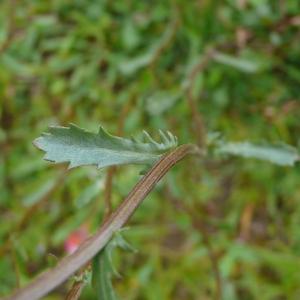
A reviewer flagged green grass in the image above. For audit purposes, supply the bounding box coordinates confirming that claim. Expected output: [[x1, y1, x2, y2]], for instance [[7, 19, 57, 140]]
[[1, 0, 300, 299]]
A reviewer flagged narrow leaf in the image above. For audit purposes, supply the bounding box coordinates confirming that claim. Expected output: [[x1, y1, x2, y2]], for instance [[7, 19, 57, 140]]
[[213, 52, 260, 73], [218, 142, 300, 166], [34, 124, 178, 169], [119, 20, 176, 76], [92, 251, 118, 300], [92, 231, 135, 300]]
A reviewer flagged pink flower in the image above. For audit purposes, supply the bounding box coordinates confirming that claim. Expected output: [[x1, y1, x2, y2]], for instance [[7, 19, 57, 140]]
[[64, 226, 89, 254]]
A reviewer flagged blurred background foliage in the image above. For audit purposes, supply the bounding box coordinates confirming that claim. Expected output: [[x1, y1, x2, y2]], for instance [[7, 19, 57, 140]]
[[1, 0, 300, 299]]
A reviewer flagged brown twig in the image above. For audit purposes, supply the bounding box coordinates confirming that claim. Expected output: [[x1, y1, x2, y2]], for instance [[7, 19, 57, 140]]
[[4, 144, 200, 300], [150, 16, 179, 67], [65, 276, 85, 300], [0, 0, 17, 53], [65, 99, 134, 299], [103, 100, 132, 218], [184, 47, 216, 147], [191, 218, 222, 300], [164, 185, 222, 300], [238, 202, 255, 242]]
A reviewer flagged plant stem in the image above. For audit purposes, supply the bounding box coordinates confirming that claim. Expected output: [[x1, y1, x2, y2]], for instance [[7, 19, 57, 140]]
[[4, 144, 200, 300], [64, 96, 134, 300]]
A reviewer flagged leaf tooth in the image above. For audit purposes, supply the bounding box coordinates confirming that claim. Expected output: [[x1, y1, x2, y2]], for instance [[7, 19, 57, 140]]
[[167, 131, 177, 146], [130, 135, 139, 144], [159, 130, 169, 146], [33, 137, 43, 150], [143, 130, 159, 147], [48, 125, 66, 135], [98, 126, 107, 137], [68, 160, 80, 169], [166, 131, 174, 145], [69, 123, 81, 130], [165, 131, 173, 146]]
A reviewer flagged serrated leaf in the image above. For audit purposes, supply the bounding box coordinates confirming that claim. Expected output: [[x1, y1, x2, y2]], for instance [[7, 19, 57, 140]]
[[92, 231, 135, 300], [218, 142, 300, 166], [34, 124, 177, 169]]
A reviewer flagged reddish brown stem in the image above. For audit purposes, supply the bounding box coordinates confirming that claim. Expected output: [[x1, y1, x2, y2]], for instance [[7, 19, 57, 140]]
[[185, 48, 216, 147], [4, 144, 199, 300], [65, 99, 133, 299]]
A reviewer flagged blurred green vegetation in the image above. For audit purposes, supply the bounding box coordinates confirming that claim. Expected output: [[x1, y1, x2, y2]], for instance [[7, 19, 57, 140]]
[[1, 0, 300, 299]]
